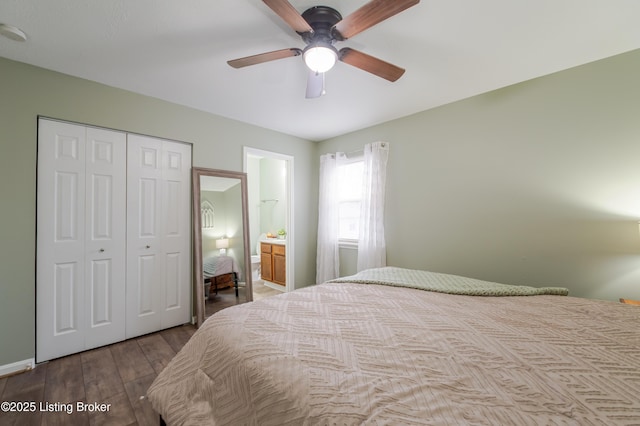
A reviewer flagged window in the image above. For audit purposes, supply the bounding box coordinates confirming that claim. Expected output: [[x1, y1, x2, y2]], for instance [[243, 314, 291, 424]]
[[337, 158, 364, 241]]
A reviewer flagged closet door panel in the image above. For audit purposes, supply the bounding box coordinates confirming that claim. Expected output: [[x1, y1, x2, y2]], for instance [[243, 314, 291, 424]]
[[89, 259, 111, 324], [54, 172, 81, 242], [54, 262, 80, 333], [164, 252, 181, 309], [137, 254, 157, 314], [84, 127, 126, 349], [164, 180, 181, 236], [160, 141, 192, 328], [37, 120, 87, 362], [126, 134, 163, 338]]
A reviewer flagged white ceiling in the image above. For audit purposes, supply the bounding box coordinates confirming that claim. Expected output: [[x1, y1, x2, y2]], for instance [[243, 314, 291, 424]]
[[1, 1, 639, 141], [201, 175, 240, 192]]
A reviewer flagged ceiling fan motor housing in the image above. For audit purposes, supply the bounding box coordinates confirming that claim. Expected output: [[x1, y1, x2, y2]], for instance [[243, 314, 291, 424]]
[[299, 6, 343, 45]]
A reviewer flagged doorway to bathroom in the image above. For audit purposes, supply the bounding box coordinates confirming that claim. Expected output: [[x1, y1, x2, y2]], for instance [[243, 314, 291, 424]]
[[243, 147, 294, 297]]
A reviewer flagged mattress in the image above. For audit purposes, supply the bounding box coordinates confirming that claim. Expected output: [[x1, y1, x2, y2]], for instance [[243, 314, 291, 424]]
[[147, 269, 640, 425]]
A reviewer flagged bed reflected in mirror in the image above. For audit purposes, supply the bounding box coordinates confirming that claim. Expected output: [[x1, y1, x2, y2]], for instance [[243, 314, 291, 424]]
[[192, 167, 252, 327]]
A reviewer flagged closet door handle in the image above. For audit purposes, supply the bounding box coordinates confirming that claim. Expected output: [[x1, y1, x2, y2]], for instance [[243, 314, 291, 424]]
[[99, 248, 105, 253], [146, 245, 151, 249]]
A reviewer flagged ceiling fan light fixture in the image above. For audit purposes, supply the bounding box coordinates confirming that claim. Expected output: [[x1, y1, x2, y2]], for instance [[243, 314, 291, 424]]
[[303, 44, 337, 73]]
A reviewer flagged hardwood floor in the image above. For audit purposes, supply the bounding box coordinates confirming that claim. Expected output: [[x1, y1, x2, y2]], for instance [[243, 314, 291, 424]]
[[0, 283, 280, 426], [204, 279, 282, 317]]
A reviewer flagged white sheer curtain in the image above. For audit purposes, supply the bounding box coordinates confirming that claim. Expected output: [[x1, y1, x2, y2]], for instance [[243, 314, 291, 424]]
[[316, 152, 345, 283], [357, 142, 389, 272]]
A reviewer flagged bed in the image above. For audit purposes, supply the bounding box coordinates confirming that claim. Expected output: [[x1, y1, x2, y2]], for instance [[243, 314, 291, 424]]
[[147, 267, 640, 425], [203, 255, 240, 298]]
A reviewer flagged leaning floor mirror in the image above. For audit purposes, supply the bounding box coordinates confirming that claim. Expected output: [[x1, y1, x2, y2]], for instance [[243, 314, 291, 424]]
[[192, 167, 252, 328]]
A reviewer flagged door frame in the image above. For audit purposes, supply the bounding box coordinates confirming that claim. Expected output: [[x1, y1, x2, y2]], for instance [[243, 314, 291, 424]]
[[243, 147, 294, 292]]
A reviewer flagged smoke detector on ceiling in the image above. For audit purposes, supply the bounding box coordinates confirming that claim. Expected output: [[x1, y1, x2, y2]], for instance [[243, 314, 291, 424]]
[[0, 24, 27, 42]]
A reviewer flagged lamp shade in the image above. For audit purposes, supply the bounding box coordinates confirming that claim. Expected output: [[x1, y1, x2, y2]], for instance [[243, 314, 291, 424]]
[[216, 238, 229, 249], [303, 44, 338, 73]]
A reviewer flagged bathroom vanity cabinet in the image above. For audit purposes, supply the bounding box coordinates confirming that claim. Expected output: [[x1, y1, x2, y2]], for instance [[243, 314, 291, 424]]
[[261, 241, 286, 286]]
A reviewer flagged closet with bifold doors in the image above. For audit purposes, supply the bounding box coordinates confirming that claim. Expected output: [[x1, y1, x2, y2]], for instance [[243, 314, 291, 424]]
[[36, 118, 192, 363]]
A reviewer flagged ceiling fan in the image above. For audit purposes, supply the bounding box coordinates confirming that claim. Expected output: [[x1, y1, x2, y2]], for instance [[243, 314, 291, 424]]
[[227, 0, 420, 98]]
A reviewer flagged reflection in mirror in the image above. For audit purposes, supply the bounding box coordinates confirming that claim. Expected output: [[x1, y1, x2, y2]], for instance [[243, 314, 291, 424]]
[[192, 168, 252, 328]]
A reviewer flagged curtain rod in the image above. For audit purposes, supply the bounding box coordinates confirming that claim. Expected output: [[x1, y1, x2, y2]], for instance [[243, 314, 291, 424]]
[[346, 149, 364, 158]]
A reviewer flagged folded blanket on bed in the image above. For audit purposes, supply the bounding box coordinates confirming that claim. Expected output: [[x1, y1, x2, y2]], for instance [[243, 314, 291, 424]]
[[328, 267, 569, 296]]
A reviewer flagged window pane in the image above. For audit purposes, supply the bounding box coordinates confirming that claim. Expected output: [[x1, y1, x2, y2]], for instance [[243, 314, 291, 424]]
[[339, 201, 360, 239], [337, 160, 363, 240], [338, 162, 363, 200]]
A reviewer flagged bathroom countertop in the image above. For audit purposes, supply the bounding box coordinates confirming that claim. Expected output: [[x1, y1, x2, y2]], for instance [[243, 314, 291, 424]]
[[261, 238, 286, 245]]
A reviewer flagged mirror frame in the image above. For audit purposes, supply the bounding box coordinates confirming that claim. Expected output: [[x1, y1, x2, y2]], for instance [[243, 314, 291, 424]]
[[192, 167, 252, 328]]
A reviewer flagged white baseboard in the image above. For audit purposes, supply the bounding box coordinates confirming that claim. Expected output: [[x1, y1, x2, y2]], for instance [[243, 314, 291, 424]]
[[263, 280, 286, 293], [0, 358, 35, 378]]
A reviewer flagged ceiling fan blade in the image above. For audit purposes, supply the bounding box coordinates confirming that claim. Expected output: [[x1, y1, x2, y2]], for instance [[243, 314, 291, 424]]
[[332, 0, 420, 40], [306, 70, 325, 99], [227, 48, 302, 68], [339, 48, 405, 82], [263, 0, 314, 34]]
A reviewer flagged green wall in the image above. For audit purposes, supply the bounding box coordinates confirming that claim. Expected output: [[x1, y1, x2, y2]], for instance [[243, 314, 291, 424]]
[[4, 48, 640, 368], [0, 57, 318, 367], [319, 49, 640, 302]]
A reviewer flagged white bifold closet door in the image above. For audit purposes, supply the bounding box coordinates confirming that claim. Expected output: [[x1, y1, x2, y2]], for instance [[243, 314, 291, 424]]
[[126, 134, 192, 338], [37, 120, 127, 362], [37, 120, 192, 362]]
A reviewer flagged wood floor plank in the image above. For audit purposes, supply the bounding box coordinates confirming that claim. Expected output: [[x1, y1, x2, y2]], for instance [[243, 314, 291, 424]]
[[0, 364, 47, 425], [159, 324, 197, 354], [137, 334, 177, 375], [86, 391, 136, 426], [185, 324, 196, 337], [42, 354, 89, 426], [109, 339, 154, 383], [0, 387, 45, 426], [44, 353, 85, 400], [205, 286, 249, 317], [124, 374, 160, 426], [41, 410, 88, 426], [81, 347, 125, 403], [2, 363, 48, 399]]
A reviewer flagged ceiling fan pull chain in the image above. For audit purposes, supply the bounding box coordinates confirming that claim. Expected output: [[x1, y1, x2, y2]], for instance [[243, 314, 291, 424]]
[[322, 72, 326, 96]]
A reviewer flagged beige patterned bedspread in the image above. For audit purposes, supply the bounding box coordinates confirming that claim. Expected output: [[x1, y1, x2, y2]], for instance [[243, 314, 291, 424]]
[[147, 280, 640, 425], [329, 267, 569, 296]]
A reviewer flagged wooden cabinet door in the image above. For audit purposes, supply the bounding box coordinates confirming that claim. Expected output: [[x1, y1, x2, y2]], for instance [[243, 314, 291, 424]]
[[261, 242, 285, 285], [261, 252, 273, 281], [273, 253, 286, 285]]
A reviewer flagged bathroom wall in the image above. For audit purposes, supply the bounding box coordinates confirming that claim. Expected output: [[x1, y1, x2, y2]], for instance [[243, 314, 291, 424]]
[[259, 157, 288, 236]]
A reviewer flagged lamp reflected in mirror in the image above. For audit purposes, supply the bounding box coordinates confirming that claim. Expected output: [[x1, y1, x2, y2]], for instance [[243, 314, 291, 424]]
[[216, 237, 229, 255]]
